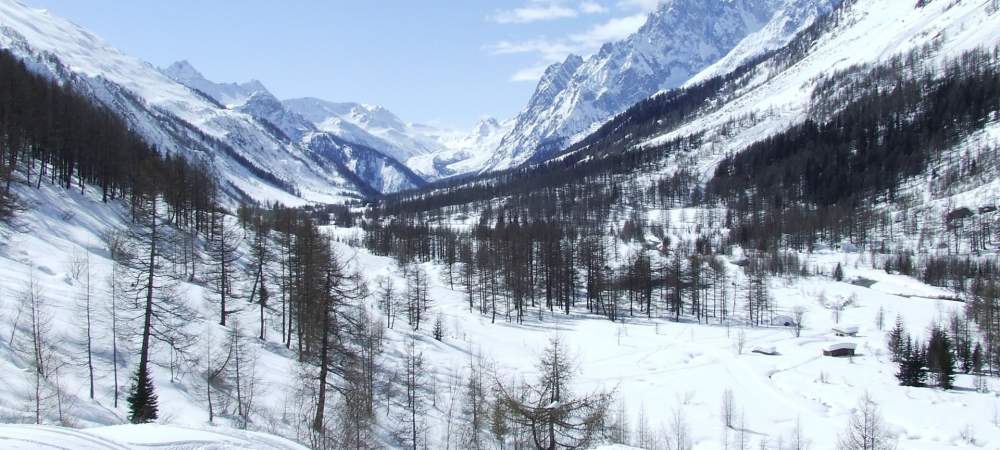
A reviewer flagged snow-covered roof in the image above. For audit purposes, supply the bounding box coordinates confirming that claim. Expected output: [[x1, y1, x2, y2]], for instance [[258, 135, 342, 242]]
[[824, 343, 857, 352], [752, 345, 777, 354]]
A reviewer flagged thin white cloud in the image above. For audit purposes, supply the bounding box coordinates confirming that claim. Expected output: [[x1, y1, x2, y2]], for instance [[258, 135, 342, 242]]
[[490, 11, 650, 82], [492, 1, 614, 24], [493, 2, 578, 24], [616, 0, 661, 13], [510, 64, 553, 82], [568, 13, 646, 47], [488, 39, 576, 63], [580, 2, 609, 14]]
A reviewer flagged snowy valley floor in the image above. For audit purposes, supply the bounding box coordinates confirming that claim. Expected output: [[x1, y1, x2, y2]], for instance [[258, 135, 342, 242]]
[[0, 184, 998, 449]]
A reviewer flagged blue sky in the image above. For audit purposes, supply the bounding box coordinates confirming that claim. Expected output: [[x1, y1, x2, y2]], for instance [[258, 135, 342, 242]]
[[24, 0, 659, 129]]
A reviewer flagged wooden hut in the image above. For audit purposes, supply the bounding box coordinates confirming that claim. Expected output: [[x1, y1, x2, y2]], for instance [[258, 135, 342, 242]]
[[823, 343, 857, 357], [832, 325, 859, 337], [752, 345, 779, 356]]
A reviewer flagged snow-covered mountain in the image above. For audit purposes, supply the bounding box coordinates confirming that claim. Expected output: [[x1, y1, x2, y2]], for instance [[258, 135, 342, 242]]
[[283, 98, 511, 180], [630, 0, 1000, 172], [0, 0, 367, 205], [161, 60, 268, 108], [283, 98, 440, 162], [486, 0, 837, 171], [158, 60, 426, 193], [507, 0, 1000, 231], [2, 0, 1000, 448], [406, 117, 514, 179], [685, 0, 838, 85], [229, 86, 426, 194], [162, 57, 506, 188]]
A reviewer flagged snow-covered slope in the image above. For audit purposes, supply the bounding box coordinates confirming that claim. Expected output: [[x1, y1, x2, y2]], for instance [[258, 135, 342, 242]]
[[685, 0, 837, 85], [164, 60, 502, 185], [5, 178, 998, 449], [0, 424, 308, 449], [0, 0, 363, 205], [638, 0, 1000, 178], [486, 0, 837, 172]]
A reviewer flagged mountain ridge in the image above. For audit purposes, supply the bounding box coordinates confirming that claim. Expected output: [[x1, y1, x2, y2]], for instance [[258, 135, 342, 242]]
[[486, 0, 838, 172]]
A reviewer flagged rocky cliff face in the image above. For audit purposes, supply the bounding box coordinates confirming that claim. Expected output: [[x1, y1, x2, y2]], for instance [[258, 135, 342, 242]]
[[486, 0, 837, 171]]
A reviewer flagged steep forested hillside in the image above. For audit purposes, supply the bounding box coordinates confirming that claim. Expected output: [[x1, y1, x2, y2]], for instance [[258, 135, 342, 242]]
[[0, 49, 216, 226]]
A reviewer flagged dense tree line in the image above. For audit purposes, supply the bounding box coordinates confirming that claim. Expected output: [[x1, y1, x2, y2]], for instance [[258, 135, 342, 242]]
[[709, 47, 1000, 251], [0, 49, 216, 227]]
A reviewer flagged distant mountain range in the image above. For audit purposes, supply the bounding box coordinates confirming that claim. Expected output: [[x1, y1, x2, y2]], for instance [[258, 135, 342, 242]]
[[0, 0, 843, 199], [162, 58, 511, 185]]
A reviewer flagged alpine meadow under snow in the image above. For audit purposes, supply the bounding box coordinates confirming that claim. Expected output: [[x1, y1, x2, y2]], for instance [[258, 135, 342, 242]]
[[2, 0, 1000, 449]]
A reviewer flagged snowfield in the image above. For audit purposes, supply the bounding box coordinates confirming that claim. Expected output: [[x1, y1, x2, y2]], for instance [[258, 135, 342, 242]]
[[0, 423, 307, 449], [1, 180, 997, 449]]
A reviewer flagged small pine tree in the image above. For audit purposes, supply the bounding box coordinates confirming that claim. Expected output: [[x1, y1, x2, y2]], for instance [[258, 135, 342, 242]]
[[957, 337, 973, 374], [895, 342, 909, 386], [127, 365, 159, 423], [896, 337, 927, 387], [489, 398, 509, 447], [971, 342, 984, 375], [887, 316, 906, 362], [927, 326, 956, 389], [432, 314, 445, 341], [833, 263, 844, 282]]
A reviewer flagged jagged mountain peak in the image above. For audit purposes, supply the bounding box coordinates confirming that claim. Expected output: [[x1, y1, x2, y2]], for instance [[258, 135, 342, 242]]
[[485, 0, 836, 172], [283, 97, 442, 162], [162, 59, 203, 81], [161, 59, 270, 107], [241, 89, 284, 112], [473, 117, 503, 136], [350, 103, 408, 132]]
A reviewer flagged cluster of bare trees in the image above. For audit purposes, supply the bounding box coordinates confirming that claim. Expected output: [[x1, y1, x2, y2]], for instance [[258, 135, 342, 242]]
[[363, 216, 788, 329], [6, 270, 65, 425], [3, 180, 380, 440]]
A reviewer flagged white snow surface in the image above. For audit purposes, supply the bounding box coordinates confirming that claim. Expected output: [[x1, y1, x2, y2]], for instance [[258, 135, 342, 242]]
[[283, 98, 435, 161], [2, 180, 998, 449], [0, 423, 307, 449], [404, 117, 515, 179]]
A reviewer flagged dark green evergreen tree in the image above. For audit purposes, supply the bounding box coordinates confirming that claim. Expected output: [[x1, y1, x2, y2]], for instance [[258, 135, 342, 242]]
[[887, 316, 906, 362], [971, 342, 984, 375], [127, 365, 159, 423], [927, 326, 956, 389], [896, 337, 927, 387], [432, 314, 445, 341]]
